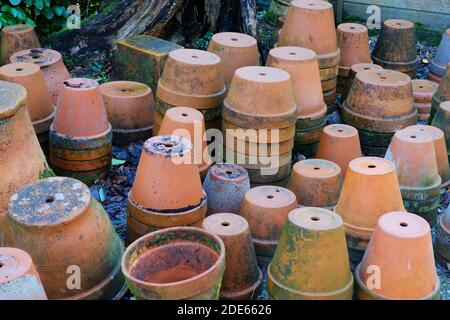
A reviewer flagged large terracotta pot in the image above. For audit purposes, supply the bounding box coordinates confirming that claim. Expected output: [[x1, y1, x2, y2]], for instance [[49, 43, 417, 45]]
[[430, 29, 450, 78], [122, 227, 225, 300], [337, 23, 371, 77], [430, 63, 450, 121], [412, 79, 439, 121], [431, 101, 450, 163], [339, 63, 382, 105], [6, 177, 126, 300], [436, 206, 450, 268], [0, 24, 40, 65]]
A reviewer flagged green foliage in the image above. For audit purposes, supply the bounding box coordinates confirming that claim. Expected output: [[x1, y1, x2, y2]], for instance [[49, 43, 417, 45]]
[[193, 31, 213, 50]]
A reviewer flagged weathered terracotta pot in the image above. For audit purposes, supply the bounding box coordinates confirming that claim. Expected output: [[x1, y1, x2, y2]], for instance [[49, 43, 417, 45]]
[[158, 107, 211, 179], [10, 48, 71, 104], [224, 131, 294, 156], [340, 63, 383, 104], [267, 207, 353, 300], [371, 19, 418, 77], [335, 157, 405, 261], [100, 81, 153, 145], [428, 70, 442, 84], [430, 63, 450, 121], [202, 213, 262, 299], [0, 247, 47, 300], [436, 206, 450, 268], [316, 124, 362, 175], [6, 177, 126, 300], [0, 81, 46, 246], [431, 101, 450, 163], [0, 24, 40, 65], [337, 23, 371, 75], [294, 121, 325, 158], [430, 29, 450, 77], [203, 163, 250, 216], [222, 119, 296, 143], [208, 32, 260, 85], [355, 212, 440, 300], [122, 226, 225, 300], [239, 186, 298, 267], [412, 79, 438, 120], [288, 159, 342, 208]]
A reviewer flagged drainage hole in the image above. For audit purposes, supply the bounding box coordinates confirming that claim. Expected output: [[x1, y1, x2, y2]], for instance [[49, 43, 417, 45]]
[[259, 73, 267, 76], [313, 167, 320, 170], [311, 216, 320, 221], [45, 196, 55, 203], [410, 135, 416, 139], [181, 113, 188, 117], [15, 68, 23, 72], [221, 222, 230, 227], [164, 142, 173, 148], [368, 165, 376, 168], [289, 52, 296, 55], [400, 222, 408, 227], [231, 38, 238, 41], [225, 170, 233, 175], [267, 195, 274, 199]]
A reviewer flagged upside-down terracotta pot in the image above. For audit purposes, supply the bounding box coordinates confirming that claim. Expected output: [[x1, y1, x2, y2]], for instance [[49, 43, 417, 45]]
[[316, 124, 362, 175], [122, 226, 225, 300], [412, 79, 439, 121], [430, 63, 450, 121], [267, 207, 353, 300], [335, 157, 405, 261], [355, 212, 440, 300], [0, 81, 46, 246], [0, 24, 40, 65], [339, 63, 383, 104], [428, 71, 442, 84], [0, 247, 47, 300], [371, 19, 418, 78], [430, 29, 450, 78], [100, 81, 153, 145], [337, 23, 371, 76], [203, 163, 250, 216], [202, 213, 262, 299], [288, 159, 342, 208], [6, 177, 126, 300], [432, 101, 450, 163], [10, 48, 71, 104], [208, 32, 260, 86], [436, 206, 450, 268], [239, 186, 298, 267], [158, 107, 211, 179]]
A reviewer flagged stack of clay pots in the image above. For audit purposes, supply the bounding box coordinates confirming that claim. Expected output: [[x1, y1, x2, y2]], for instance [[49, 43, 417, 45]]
[[6, 177, 126, 300], [10, 48, 71, 104], [278, 0, 340, 113], [432, 101, 450, 163], [412, 80, 439, 121], [336, 23, 372, 95], [266, 47, 326, 157], [436, 207, 450, 268], [371, 19, 418, 78], [126, 135, 207, 243], [430, 63, 450, 122], [223, 66, 297, 185], [154, 49, 226, 133], [0, 24, 40, 65], [49, 78, 112, 185], [341, 69, 417, 157], [428, 29, 450, 83], [122, 226, 226, 300]]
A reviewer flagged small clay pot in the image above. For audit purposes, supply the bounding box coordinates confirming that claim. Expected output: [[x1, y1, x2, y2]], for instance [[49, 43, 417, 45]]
[[239, 186, 298, 267], [0, 24, 40, 65], [267, 207, 353, 300], [412, 79, 438, 119], [207, 32, 260, 85], [100, 81, 154, 145], [122, 226, 226, 300], [436, 207, 450, 267], [202, 213, 262, 300], [294, 121, 325, 158], [10, 48, 71, 104], [355, 212, 440, 300], [432, 101, 450, 163], [6, 177, 126, 300], [430, 29, 450, 77], [337, 23, 371, 74], [222, 119, 296, 143], [288, 159, 342, 208], [430, 64, 450, 121], [428, 71, 442, 84], [0, 247, 47, 300], [340, 63, 383, 104], [203, 163, 250, 215], [316, 124, 362, 175]]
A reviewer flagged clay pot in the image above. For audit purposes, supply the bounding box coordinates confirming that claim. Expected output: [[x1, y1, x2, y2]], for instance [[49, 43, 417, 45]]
[[0, 24, 40, 65], [100, 81, 154, 145], [6, 177, 126, 300], [0, 81, 46, 246], [436, 206, 450, 267], [432, 101, 450, 163], [0, 247, 47, 300], [428, 71, 442, 84], [412, 79, 438, 120], [208, 32, 260, 85], [430, 29, 450, 77], [122, 226, 225, 300], [203, 163, 250, 215], [222, 119, 296, 144], [337, 23, 371, 75], [239, 186, 298, 267], [340, 63, 383, 104], [335, 157, 405, 261], [355, 212, 440, 300], [10, 48, 71, 104], [371, 19, 418, 77], [430, 63, 450, 121], [267, 207, 353, 300], [316, 124, 362, 175], [158, 107, 211, 179], [202, 213, 262, 299]]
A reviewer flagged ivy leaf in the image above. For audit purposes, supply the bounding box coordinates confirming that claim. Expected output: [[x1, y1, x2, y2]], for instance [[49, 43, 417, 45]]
[[99, 187, 106, 202], [9, 0, 21, 6], [1, 5, 11, 12], [34, 0, 44, 10], [42, 7, 53, 19], [53, 6, 65, 16], [24, 17, 35, 27], [24, 0, 32, 6], [112, 158, 126, 166], [9, 7, 19, 17]]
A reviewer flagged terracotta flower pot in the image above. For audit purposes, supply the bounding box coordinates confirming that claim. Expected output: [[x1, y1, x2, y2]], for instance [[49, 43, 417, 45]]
[[239, 186, 298, 267], [122, 226, 225, 300], [428, 71, 442, 84], [436, 207, 450, 268], [0, 24, 40, 65], [0, 247, 47, 300], [100, 81, 153, 145], [371, 19, 418, 78], [355, 211, 440, 300], [432, 101, 450, 163], [267, 207, 353, 300], [412, 79, 438, 120], [430, 63, 450, 121], [207, 32, 260, 86], [316, 124, 362, 175], [430, 29, 450, 77], [203, 163, 250, 216], [10, 48, 71, 104], [202, 213, 262, 299], [288, 159, 342, 208], [0, 81, 46, 246], [339, 63, 383, 105], [6, 177, 126, 300], [335, 157, 405, 261], [337, 23, 371, 75]]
